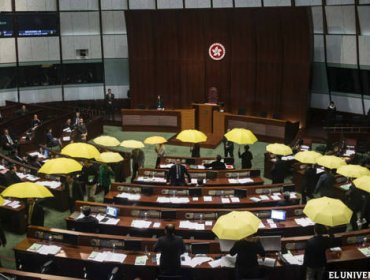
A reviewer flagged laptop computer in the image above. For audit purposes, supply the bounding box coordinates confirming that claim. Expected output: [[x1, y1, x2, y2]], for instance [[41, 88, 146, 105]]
[[271, 210, 286, 221], [106, 206, 119, 218]]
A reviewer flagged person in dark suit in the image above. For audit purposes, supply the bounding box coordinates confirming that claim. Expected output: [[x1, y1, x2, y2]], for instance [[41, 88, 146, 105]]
[[30, 114, 41, 130], [81, 161, 98, 201], [223, 134, 234, 158], [16, 105, 28, 116], [207, 87, 218, 104], [314, 168, 335, 197], [154, 224, 185, 276], [190, 143, 200, 158], [271, 155, 286, 184], [105, 88, 115, 120], [72, 111, 81, 128], [63, 118, 73, 131], [28, 199, 45, 226], [325, 101, 336, 126], [230, 235, 266, 279], [131, 148, 145, 183], [1, 129, 18, 152], [46, 128, 61, 148], [345, 184, 367, 230], [304, 224, 338, 280], [238, 145, 253, 169], [167, 160, 191, 186], [3, 164, 22, 187], [64, 175, 84, 213], [75, 118, 88, 142], [0, 223, 6, 247], [204, 155, 226, 170], [301, 164, 317, 204], [75, 206, 99, 233]]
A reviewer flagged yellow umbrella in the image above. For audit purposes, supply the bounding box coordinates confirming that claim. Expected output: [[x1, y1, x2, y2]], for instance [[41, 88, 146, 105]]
[[0, 196, 4, 205], [61, 143, 100, 159], [96, 152, 124, 163], [353, 175, 370, 193], [38, 158, 82, 175], [224, 128, 258, 145], [144, 136, 167, 145], [212, 211, 261, 240], [266, 143, 293, 156], [120, 140, 145, 149], [176, 129, 207, 143], [337, 165, 370, 179], [294, 150, 322, 164], [93, 136, 120, 147], [1, 182, 53, 199], [303, 196, 352, 227], [316, 155, 347, 170]]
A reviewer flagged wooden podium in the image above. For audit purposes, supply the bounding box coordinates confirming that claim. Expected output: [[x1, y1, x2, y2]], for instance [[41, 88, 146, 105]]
[[192, 103, 220, 133]]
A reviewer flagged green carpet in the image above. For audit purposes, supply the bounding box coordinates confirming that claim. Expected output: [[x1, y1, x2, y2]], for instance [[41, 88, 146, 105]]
[[0, 125, 273, 269]]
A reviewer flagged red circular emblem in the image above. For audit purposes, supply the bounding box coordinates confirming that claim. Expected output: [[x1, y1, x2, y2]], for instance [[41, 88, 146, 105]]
[[209, 43, 226, 61]]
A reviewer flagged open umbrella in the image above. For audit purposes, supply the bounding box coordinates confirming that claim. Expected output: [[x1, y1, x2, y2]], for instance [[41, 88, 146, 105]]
[[93, 136, 120, 147], [212, 211, 261, 240], [144, 136, 167, 145], [176, 129, 207, 143], [337, 164, 370, 179], [96, 152, 124, 163], [294, 150, 322, 164], [266, 143, 293, 156], [303, 196, 352, 227], [38, 158, 82, 175], [61, 143, 100, 159], [1, 182, 53, 199], [0, 196, 4, 205], [120, 140, 145, 149], [353, 175, 370, 193], [224, 128, 258, 145], [316, 155, 347, 170]]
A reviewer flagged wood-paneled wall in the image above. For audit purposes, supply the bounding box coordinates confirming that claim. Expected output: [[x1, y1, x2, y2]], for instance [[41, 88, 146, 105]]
[[126, 7, 312, 126]]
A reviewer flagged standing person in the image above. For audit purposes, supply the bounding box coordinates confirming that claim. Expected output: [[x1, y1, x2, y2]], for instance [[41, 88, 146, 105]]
[[167, 159, 191, 186], [190, 143, 200, 158], [154, 224, 185, 276], [76, 118, 88, 142], [325, 101, 336, 126], [81, 161, 98, 201], [155, 143, 166, 168], [98, 163, 115, 195], [207, 87, 218, 104], [28, 199, 44, 226], [155, 95, 164, 110], [229, 235, 266, 279], [72, 111, 81, 128], [345, 184, 366, 230], [271, 155, 286, 184], [64, 175, 83, 213], [314, 168, 335, 198], [304, 224, 337, 280], [301, 164, 317, 204], [131, 148, 145, 183], [238, 145, 253, 169], [105, 88, 115, 120], [223, 135, 234, 158]]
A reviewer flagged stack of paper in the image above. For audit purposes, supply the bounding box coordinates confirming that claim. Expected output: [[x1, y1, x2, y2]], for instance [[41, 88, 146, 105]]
[[169, 197, 190, 204], [131, 220, 152, 229], [259, 195, 270, 201], [238, 178, 254, 184], [135, 255, 148, 265], [358, 247, 370, 257], [266, 219, 277, 228], [250, 197, 261, 202], [96, 214, 120, 225], [157, 197, 170, 203], [208, 258, 222, 268], [117, 192, 141, 201], [159, 164, 173, 168], [258, 257, 276, 267], [281, 253, 304, 265], [221, 197, 230, 204], [282, 156, 295, 161], [220, 254, 236, 268], [29, 152, 44, 158], [38, 181, 61, 189], [152, 177, 167, 183], [203, 196, 213, 202], [289, 192, 298, 199], [27, 243, 61, 255], [230, 197, 240, 203], [88, 251, 127, 263], [179, 220, 205, 230], [294, 218, 315, 227], [7, 200, 21, 209], [228, 179, 238, 184]]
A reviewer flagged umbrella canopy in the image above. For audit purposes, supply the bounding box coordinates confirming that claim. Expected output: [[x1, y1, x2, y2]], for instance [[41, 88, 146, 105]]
[[120, 140, 145, 149], [316, 155, 347, 170], [294, 150, 322, 164], [337, 164, 370, 179], [144, 136, 167, 145], [38, 158, 82, 175], [303, 196, 352, 227], [2, 182, 53, 199], [0, 196, 4, 205], [266, 143, 293, 156], [212, 211, 261, 240], [353, 176, 370, 193], [61, 143, 100, 159], [93, 136, 120, 147], [176, 129, 207, 143], [224, 128, 258, 145], [96, 152, 124, 163]]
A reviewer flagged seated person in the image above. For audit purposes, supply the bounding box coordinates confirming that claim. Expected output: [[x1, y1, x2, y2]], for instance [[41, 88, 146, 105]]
[[76, 118, 88, 142], [207, 87, 218, 104], [31, 114, 41, 130], [167, 159, 191, 186], [46, 128, 62, 147], [2, 164, 22, 187], [1, 129, 18, 152], [155, 95, 164, 110], [63, 118, 73, 131], [277, 191, 296, 206], [75, 206, 99, 233], [72, 111, 81, 128], [27, 155, 41, 173], [16, 105, 28, 116], [9, 149, 26, 163], [204, 155, 226, 170]]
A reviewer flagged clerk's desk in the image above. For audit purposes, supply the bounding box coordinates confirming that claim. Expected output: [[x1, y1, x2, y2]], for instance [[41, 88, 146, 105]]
[[15, 226, 370, 280], [134, 168, 264, 186]]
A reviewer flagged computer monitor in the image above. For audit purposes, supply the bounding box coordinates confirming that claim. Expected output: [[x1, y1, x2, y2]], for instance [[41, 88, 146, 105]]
[[260, 236, 282, 252], [189, 187, 202, 197], [191, 243, 210, 254], [161, 210, 176, 220], [106, 206, 119, 218], [271, 210, 286, 221], [124, 240, 141, 251]]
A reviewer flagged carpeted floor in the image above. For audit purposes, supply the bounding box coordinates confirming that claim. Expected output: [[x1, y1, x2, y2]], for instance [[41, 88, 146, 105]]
[[0, 125, 273, 268]]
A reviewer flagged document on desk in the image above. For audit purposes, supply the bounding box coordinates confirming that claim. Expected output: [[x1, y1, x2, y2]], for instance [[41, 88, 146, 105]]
[[37, 181, 61, 189], [135, 255, 148, 265], [28, 243, 61, 255], [16, 172, 27, 179], [258, 257, 276, 267], [208, 258, 222, 268], [203, 196, 213, 202], [221, 197, 230, 204], [131, 220, 152, 229], [250, 197, 261, 202], [228, 179, 238, 184], [117, 192, 141, 201], [62, 136, 71, 141], [259, 195, 270, 201], [282, 253, 304, 265], [152, 222, 161, 228], [271, 195, 281, 201], [88, 251, 127, 263], [157, 196, 170, 203], [358, 247, 370, 257], [220, 254, 236, 268], [190, 256, 213, 267], [230, 197, 240, 203], [160, 164, 173, 168], [8, 201, 21, 209], [169, 197, 190, 204], [238, 178, 254, 184], [294, 217, 314, 227], [289, 192, 298, 199], [282, 156, 295, 161]]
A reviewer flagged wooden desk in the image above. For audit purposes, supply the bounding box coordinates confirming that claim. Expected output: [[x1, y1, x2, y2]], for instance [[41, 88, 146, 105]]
[[121, 109, 195, 132], [0, 198, 27, 234], [0, 268, 83, 280], [192, 103, 220, 133], [159, 156, 234, 169]]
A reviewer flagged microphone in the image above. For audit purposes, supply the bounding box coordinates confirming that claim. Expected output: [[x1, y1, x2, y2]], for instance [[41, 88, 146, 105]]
[[108, 267, 119, 280], [40, 260, 53, 274]]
